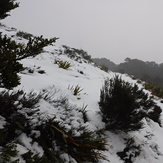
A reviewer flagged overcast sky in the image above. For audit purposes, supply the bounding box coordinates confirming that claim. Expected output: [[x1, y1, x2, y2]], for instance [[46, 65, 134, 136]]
[[2, 0, 163, 64]]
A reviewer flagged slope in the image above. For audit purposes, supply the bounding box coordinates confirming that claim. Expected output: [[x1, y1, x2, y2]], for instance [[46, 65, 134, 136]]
[[1, 24, 163, 163]]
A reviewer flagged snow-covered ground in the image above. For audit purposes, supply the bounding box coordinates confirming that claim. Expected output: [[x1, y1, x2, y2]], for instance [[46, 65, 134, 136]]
[[1, 24, 163, 163]]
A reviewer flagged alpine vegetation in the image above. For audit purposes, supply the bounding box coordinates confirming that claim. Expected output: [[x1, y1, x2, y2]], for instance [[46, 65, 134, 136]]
[[1, 1, 163, 163], [99, 75, 162, 132]]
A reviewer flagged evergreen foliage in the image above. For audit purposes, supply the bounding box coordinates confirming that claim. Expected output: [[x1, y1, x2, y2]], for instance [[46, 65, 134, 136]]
[[16, 36, 58, 60], [0, 0, 19, 20], [118, 58, 163, 87], [36, 119, 107, 162], [144, 82, 163, 98], [99, 75, 162, 132], [117, 137, 141, 163], [0, 33, 57, 89], [0, 34, 24, 88], [61, 45, 92, 63], [0, 2, 58, 89], [16, 31, 33, 40], [0, 89, 108, 162]]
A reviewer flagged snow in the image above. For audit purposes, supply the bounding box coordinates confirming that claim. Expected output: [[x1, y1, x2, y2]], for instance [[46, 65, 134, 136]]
[[1, 24, 163, 162], [0, 115, 6, 129], [18, 133, 44, 157]]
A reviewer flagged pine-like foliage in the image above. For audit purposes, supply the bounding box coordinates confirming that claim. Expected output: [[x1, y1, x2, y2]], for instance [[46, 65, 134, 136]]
[[99, 75, 162, 132], [0, 0, 19, 20], [0, 34, 24, 88], [0, 2, 58, 89], [0, 33, 57, 89]]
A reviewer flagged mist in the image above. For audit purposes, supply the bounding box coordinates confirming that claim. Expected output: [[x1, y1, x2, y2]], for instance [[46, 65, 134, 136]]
[[2, 0, 163, 64]]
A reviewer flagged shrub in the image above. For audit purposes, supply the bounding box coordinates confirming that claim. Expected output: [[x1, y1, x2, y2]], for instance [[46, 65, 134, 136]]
[[144, 82, 163, 98], [16, 31, 33, 40], [0, 143, 19, 163], [61, 45, 92, 63], [79, 104, 89, 123], [99, 75, 162, 132], [117, 137, 141, 163], [56, 60, 71, 69], [100, 65, 109, 72], [36, 118, 108, 162], [0, 0, 19, 20], [0, 34, 57, 89], [0, 89, 108, 162], [68, 84, 83, 96]]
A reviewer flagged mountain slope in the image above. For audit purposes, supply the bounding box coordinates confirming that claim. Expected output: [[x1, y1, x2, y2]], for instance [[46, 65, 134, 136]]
[[1, 25, 163, 163]]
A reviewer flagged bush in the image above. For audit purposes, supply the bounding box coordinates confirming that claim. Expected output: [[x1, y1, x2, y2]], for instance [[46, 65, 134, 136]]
[[16, 31, 33, 40], [144, 82, 163, 98], [117, 137, 141, 163], [36, 119, 107, 163], [100, 65, 109, 72], [61, 45, 92, 63], [68, 84, 83, 96], [0, 33, 57, 89], [0, 89, 108, 162], [0, 0, 19, 20], [56, 60, 71, 69], [99, 75, 162, 132]]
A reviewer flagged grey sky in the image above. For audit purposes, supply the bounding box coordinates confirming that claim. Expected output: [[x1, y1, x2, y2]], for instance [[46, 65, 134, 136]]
[[2, 0, 163, 64]]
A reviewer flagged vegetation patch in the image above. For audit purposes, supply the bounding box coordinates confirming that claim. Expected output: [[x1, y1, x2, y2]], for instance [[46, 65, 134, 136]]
[[55, 60, 71, 69], [117, 137, 142, 163], [68, 84, 84, 96], [99, 75, 162, 132], [0, 89, 107, 162], [16, 31, 33, 40]]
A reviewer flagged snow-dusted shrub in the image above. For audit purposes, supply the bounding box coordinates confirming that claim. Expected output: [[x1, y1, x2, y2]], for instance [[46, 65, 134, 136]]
[[0, 89, 107, 162], [144, 82, 163, 98], [68, 84, 83, 96], [0, 33, 57, 89], [16, 31, 33, 40], [117, 137, 142, 162], [100, 64, 109, 72], [99, 75, 162, 132], [61, 45, 92, 63], [56, 60, 71, 69], [0, 143, 19, 163], [0, 90, 41, 143], [0, 0, 19, 20], [36, 118, 107, 163], [0, 4, 57, 89]]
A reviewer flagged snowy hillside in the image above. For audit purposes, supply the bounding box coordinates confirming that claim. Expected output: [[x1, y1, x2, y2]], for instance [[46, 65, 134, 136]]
[[1, 24, 163, 163]]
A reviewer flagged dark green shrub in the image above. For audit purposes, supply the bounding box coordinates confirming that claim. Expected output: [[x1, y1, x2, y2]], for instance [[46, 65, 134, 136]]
[[21, 151, 49, 163], [56, 60, 71, 69], [62, 45, 92, 63], [0, 89, 108, 162], [0, 0, 19, 20], [0, 34, 24, 88], [117, 137, 141, 163], [144, 82, 163, 98], [100, 65, 109, 72], [99, 75, 162, 132], [0, 143, 19, 163], [0, 90, 42, 144], [0, 2, 58, 89], [35, 118, 107, 163], [16, 31, 33, 40], [0, 33, 57, 89]]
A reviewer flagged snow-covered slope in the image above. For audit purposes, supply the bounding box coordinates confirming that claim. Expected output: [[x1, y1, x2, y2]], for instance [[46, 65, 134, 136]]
[[1, 24, 163, 163]]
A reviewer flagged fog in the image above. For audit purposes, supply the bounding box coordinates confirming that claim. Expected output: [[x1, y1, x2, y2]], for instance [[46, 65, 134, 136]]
[[2, 0, 163, 64]]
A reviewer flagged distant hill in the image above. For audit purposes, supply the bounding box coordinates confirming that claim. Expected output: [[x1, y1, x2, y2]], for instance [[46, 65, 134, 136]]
[[93, 57, 163, 87], [92, 58, 117, 72]]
